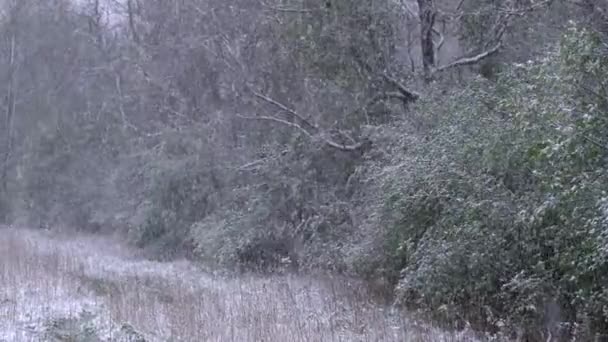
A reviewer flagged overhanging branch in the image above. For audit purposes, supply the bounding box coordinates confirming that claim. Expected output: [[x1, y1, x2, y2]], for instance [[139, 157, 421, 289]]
[[419, 0, 551, 78], [243, 92, 365, 151], [252, 91, 318, 132], [433, 42, 502, 74]]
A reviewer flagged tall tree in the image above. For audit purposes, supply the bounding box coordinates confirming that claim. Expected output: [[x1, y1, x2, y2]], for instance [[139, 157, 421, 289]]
[[0, 0, 21, 220]]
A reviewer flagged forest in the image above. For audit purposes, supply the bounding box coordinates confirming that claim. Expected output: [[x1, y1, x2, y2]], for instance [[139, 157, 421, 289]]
[[0, 0, 607, 340]]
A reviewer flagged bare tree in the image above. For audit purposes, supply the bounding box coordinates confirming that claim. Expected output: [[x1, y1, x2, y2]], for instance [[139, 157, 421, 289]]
[[415, 0, 552, 81], [417, 0, 436, 81], [1, 0, 20, 194]]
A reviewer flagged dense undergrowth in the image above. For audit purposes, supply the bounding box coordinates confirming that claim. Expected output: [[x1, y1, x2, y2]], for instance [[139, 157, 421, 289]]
[[376, 26, 608, 339], [1, 0, 607, 339], [53, 24, 602, 339], [121, 24, 608, 339]]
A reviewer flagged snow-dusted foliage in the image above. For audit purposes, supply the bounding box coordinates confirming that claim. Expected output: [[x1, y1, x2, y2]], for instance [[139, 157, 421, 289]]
[[373, 25, 608, 339]]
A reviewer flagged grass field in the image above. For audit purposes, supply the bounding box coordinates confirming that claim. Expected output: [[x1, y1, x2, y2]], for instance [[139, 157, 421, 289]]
[[0, 226, 485, 341]]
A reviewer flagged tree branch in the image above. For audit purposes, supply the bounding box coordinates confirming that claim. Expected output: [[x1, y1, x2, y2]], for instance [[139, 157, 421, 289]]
[[243, 93, 366, 151], [380, 73, 421, 102], [237, 114, 315, 139], [259, 1, 327, 13], [434, 29, 445, 53], [236, 158, 269, 171], [433, 42, 502, 74], [252, 91, 318, 132], [418, 0, 551, 78], [361, 91, 414, 112], [321, 138, 365, 151]]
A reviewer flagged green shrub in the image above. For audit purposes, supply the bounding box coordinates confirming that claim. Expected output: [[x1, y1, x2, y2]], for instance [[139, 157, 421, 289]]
[[379, 25, 608, 338], [134, 157, 222, 258]]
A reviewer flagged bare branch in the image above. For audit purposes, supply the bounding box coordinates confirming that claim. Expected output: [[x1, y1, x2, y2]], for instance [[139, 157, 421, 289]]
[[417, 0, 551, 79], [360, 91, 414, 113], [338, 130, 357, 145], [320, 138, 365, 151], [253, 91, 318, 128], [438, 0, 552, 20], [433, 42, 502, 74], [381, 73, 421, 102], [434, 29, 445, 53], [243, 93, 366, 151], [456, 0, 466, 11], [259, 1, 327, 13], [252, 91, 319, 132], [237, 114, 314, 138], [239, 114, 364, 151], [496, 0, 554, 15], [582, 134, 608, 151], [236, 158, 269, 171]]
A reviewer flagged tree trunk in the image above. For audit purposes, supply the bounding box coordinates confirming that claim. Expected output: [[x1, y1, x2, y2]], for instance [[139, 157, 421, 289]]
[[417, 0, 436, 81], [1, 32, 17, 194], [127, 0, 140, 45]]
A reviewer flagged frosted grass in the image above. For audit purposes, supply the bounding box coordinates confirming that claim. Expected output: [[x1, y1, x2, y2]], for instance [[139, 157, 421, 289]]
[[0, 226, 486, 341]]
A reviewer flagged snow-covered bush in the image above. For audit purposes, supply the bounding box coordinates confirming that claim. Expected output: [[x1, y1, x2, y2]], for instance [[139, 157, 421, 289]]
[[378, 25, 608, 338]]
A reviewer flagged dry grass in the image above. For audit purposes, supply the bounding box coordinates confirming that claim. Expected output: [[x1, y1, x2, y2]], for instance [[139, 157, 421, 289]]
[[0, 226, 488, 341]]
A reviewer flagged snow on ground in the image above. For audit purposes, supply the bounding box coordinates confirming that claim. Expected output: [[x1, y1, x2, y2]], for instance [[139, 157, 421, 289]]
[[0, 225, 487, 341]]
